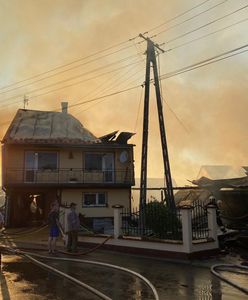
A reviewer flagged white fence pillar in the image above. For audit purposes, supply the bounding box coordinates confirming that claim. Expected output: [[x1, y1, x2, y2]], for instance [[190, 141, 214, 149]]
[[112, 205, 123, 239], [207, 204, 218, 246], [180, 206, 193, 253]]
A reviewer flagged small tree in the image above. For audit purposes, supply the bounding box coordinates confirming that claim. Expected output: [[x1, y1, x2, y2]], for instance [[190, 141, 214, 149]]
[[144, 200, 182, 239]]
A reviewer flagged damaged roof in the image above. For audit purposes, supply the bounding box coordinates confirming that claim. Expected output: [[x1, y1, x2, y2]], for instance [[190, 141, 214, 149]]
[[192, 176, 248, 189], [197, 165, 246, 180], [175, 189, 212, 207], [2, 109, 100, 145]]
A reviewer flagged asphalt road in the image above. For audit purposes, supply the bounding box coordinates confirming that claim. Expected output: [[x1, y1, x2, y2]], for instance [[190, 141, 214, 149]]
[[1, 249, 247, 300]]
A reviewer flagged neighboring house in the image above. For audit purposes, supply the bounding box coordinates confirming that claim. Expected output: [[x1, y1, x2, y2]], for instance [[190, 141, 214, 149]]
[[2, 103, 135, 228], [196, 165, 246, 180]]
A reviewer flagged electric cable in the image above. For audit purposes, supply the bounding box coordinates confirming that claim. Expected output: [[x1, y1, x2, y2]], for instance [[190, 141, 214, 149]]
[[152, 4, 248, 43], [146, 0, 212, 34], [149, 0, 229, 39], [69, 63, 139, 114], [159, 43, 248, 80], [160, 48, 248, 80], [72, 45, 248, 115], [0, 55, 141, 106], [0, 0, 215, 92], [0, 43, 247, 127], [1, 3, 246, 110], [74, 66, 145, 116], [163, 17, 248, 53], [0, 45, 138, 96], [0, 37, 139, 91], [134, 86, 144, 133], [158, 52, 189, 134]]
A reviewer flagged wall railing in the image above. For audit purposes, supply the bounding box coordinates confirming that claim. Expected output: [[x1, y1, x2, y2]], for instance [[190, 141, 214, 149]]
[[5, 168, 134, 185]]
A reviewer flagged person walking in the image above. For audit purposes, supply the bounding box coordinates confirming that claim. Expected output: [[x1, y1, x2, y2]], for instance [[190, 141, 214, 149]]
[[67, 202, 80, 252], [48, 202, 60, 254]]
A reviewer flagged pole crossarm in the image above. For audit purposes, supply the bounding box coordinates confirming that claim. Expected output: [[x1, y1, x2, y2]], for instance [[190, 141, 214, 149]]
[[139, 34, 165, 53]]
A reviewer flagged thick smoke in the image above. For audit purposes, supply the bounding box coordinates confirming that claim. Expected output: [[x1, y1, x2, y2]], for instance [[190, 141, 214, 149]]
[[0, 0, 247, 185]]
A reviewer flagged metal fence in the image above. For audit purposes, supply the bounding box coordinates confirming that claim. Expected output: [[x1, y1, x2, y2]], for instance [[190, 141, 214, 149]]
[[191, 199, 209, 240], [121, 201, 182, 241]]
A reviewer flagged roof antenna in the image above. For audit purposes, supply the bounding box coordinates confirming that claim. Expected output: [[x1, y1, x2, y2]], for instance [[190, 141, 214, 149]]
[[23, 95, 29, 109]]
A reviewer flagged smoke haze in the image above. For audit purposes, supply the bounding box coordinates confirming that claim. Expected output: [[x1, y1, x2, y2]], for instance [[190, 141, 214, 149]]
[[0, 0, 247, 185]]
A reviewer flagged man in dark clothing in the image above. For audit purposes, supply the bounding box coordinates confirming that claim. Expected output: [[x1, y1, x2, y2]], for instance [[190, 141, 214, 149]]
[[67, 202, 80, 252]]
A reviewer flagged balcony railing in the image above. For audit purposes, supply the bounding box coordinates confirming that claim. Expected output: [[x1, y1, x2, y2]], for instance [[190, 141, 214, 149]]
[[4, 168, 134, 186]]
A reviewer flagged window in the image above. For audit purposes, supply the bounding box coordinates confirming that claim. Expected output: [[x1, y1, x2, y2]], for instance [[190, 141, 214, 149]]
[[37, 152, 57, 170], [25, 151, 58, 170], [84, 153, 114, 182], [85, 154, 102, 171], [83, 193, 107, 207], [24, 151, 58, 182]]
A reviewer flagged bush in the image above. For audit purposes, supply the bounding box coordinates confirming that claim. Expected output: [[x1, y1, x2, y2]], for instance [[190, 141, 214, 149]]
[[143, 201, 182, 239]]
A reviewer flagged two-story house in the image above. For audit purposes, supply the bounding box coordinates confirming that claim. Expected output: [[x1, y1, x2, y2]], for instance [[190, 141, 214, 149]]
[[2, 103, 135, 228]]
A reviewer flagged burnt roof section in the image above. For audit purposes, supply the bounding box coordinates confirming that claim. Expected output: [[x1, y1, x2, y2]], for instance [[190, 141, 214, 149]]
[[2, 109, 100, 145], [192, 176, 248, 188], [115, 132, 135, 144], [99, 130, 118, 143], [99, 131, 135, 145]]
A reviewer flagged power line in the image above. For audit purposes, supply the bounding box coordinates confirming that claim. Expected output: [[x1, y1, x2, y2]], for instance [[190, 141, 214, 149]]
[[134, 86, 144, 132], [153, 4, 248, 42], [0, 0, 218, 92], [77, 69, 145, 115], [0, 44, 247, 127], [162, 48, 248, 79], [146, 0, 212, 33], [68, 85, 141, 110], [163, 17, 248, 52], [0, 44, 136, 96], [73, 64, 145, 116], [61, 44, 248, 112], [150, 0, 229, 39], [0, 38, 138, 91], [159, 43, 248, 80], [69, 64, 137, 114], [158, 49, 189, 134], [0, 56, 142, 107]]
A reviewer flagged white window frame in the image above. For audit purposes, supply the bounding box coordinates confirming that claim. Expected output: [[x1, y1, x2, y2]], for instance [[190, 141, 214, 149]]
[[82, 192, 107, 207]]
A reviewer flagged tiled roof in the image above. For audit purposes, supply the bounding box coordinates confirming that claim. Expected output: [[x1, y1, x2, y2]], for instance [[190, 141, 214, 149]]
[[2, 109, 100, 145]]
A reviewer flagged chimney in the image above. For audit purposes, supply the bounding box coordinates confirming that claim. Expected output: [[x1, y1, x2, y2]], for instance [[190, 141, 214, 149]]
[[61, 102, 68, 113]]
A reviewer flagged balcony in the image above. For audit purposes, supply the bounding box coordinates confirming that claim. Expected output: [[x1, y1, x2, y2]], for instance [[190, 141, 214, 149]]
[[4, 168, 134, 187]]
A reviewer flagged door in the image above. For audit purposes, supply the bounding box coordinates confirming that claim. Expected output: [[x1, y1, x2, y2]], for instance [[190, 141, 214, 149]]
[[24, 152, 38, 182], [102, 154, 114, 183]]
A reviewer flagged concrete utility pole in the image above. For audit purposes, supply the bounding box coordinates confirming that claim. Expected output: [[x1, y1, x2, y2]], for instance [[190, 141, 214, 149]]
[[139, 34, 175, 211]]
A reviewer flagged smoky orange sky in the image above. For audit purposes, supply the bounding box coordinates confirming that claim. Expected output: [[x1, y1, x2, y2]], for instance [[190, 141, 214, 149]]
[[0, 0, 247, 185]]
